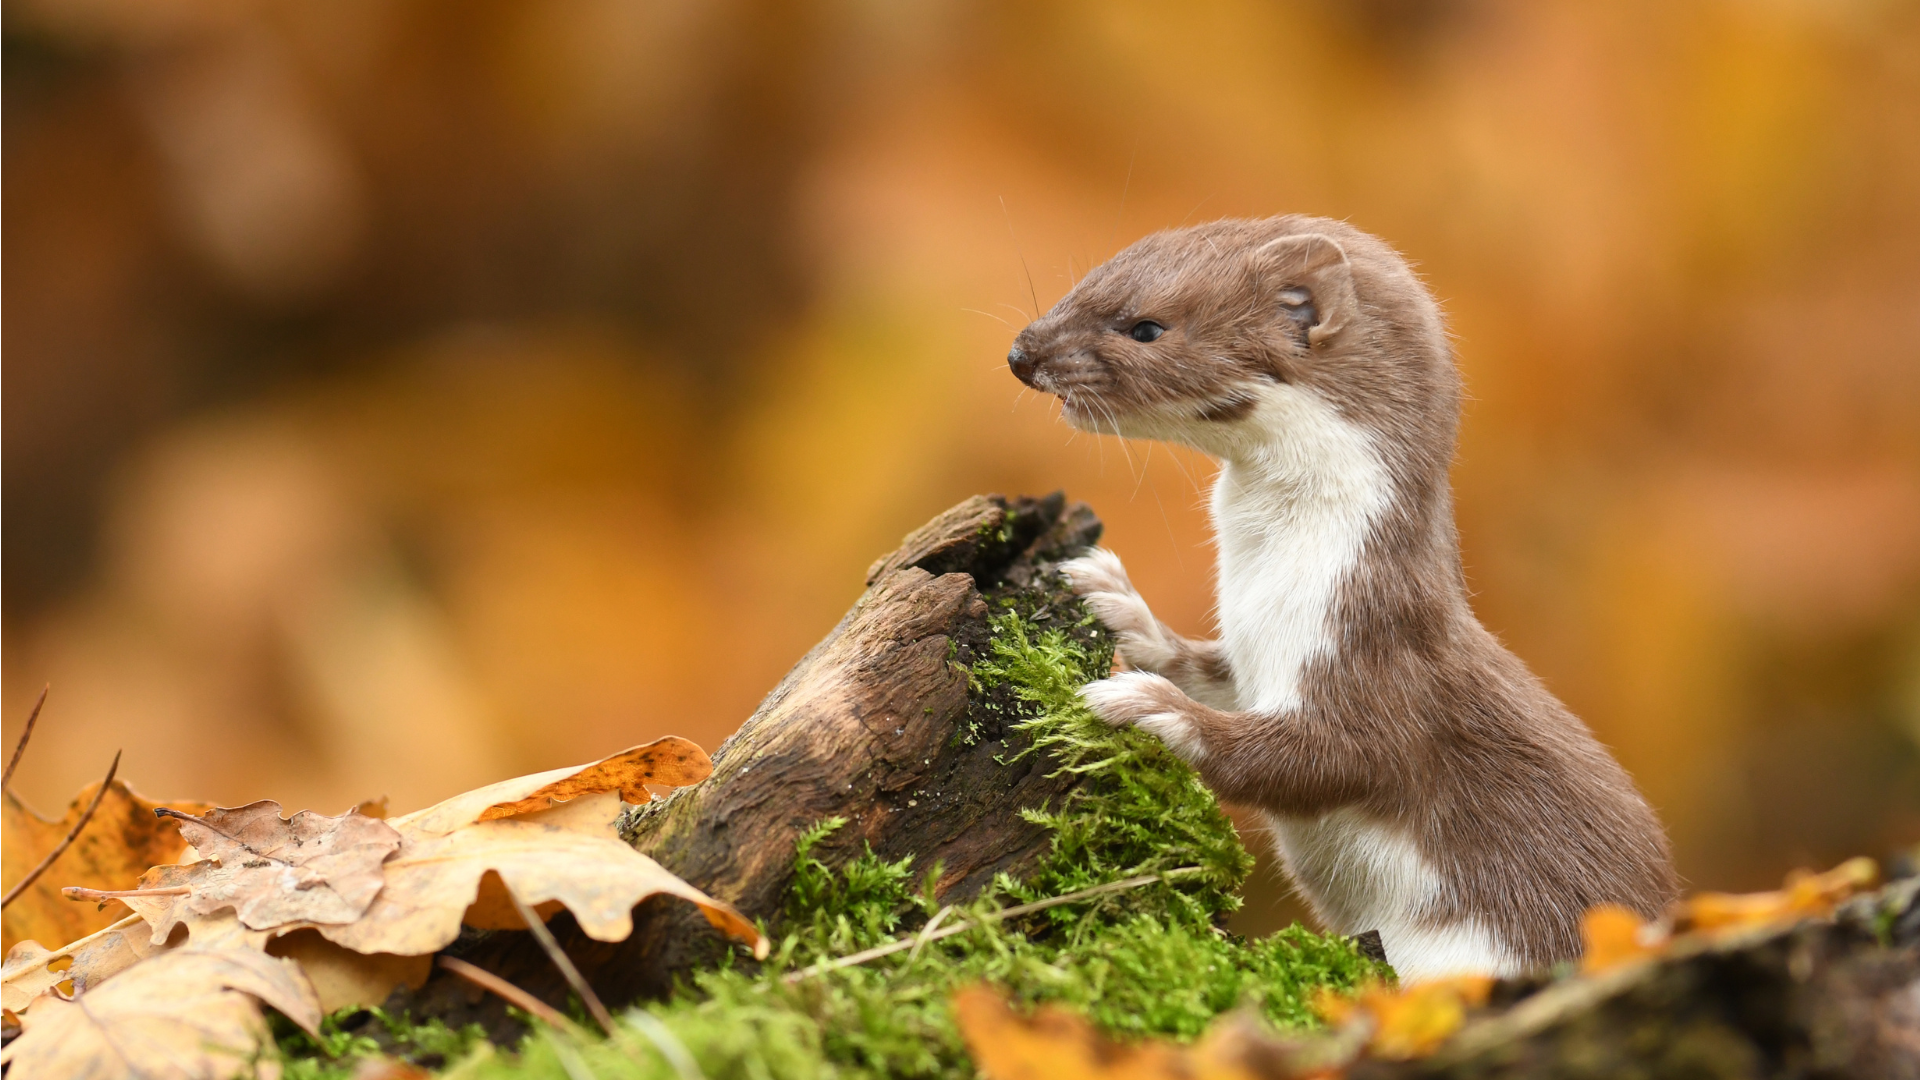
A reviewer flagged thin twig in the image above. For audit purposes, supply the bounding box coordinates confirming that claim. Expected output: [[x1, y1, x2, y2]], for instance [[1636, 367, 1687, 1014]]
[[436, 955, 581, 1033], [3, 686, 50, 792], [62, 885, 190, 903], [2, 750, 121, 909], [0, 913, 143, 983], [907, 904, 955, 962], [624, 1010, 705, 1080], [783, 866, 1204, 984], [506, 886, 616, 1037]]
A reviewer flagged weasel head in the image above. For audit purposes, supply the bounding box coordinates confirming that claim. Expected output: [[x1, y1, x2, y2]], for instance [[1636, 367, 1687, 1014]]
[[1008, 216, 1459, 472]]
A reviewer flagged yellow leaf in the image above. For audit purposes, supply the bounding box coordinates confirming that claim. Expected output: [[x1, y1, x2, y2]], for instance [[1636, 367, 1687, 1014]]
[[952, 984, 1260, 1080], [1313, 976, 1492, 1060], [3, 945, 320, 1080], [1579, 904, 1665, 974], [1680, 857, 1879, 934], [2, 782, 211, 952]]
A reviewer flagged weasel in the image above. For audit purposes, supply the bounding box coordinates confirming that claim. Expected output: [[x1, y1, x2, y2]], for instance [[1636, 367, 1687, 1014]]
[[1008, 216, 1677, 981]]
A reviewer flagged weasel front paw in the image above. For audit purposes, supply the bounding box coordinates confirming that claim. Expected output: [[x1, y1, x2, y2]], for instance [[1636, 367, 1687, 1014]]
[[1080, 672, 1209, 763], [1059, 548, 1177, 671]]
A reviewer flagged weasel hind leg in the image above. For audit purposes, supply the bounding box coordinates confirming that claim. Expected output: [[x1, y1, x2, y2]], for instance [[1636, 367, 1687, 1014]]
[[1374, 921, 1524, 983], [1266, 810, 1524, 983]]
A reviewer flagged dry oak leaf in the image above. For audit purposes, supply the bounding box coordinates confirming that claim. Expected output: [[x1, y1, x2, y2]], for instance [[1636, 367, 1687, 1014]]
[[2, 781, 211, 953], [151, 801, 403, 930], [65, 917, 172, 994], [1, 913, 180, 1015], [264, 928, 431, 1014], [0, 942, 67, 1013], [390, 736, 712, 838], [309, 805, 764, 958], [0, 944, 321, 1080], [952, 985, 1261, 1080], [1313, 976, 1493, 1061]]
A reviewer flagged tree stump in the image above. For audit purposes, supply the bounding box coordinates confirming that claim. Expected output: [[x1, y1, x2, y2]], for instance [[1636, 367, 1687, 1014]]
[[414, 492, 1108, 1022], [599, 491, 1107, 1000]]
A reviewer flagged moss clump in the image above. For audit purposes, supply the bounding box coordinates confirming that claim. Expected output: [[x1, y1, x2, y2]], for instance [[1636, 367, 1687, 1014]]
[[277, 584, 1383, 1079], [271, 1006, 488, 1080], [974, 602, 1253, 933]]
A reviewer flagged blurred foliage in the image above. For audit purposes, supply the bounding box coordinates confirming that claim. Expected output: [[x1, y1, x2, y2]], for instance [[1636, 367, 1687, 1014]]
[[4, 0, 1918, 930]]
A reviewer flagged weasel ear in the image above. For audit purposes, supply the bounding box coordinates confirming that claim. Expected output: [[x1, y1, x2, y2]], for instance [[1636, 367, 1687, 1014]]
[[1254, 233, 1357, 349]]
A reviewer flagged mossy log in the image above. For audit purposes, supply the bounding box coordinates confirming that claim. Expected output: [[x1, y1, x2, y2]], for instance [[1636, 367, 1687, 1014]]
[[603, 491, 1108, 999], [410, 492, 1108, 1024]]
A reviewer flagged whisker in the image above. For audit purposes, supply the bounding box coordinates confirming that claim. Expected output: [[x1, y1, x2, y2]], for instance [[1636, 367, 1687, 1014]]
[[1109, 142, 1138, 257], [1000, 196, 1043, 319], [1164, 443, 1202, 491], [962, 307, 1017, 330], [1151, 484, 1185, 573], [1178, 193, 1216, 229], [1130, 439, 1155, 502], [1098, 399, 1138, 483]]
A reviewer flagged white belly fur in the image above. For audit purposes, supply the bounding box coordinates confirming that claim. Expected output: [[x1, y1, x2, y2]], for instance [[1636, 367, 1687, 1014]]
[[1265, 810, 1522, 982], [1203, 384, 1521, 980]]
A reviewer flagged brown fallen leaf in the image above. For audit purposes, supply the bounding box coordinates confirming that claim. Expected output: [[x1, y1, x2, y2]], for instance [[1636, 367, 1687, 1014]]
[[265, 928, 431, 1013], [119, 787, 763, 961], [2, 944, 320, 1080], [952, 985, 1261, 1080], [144, 801, 403, 930], [63, 915, 170, 994], [312, 811, 764, 957], [392, 736, 712, 838], [1, 781, 211, 952], [0, 914, 165, 1015]]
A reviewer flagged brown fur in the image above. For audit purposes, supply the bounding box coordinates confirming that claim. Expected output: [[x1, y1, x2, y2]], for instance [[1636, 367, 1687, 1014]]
[[1010, 215, 1678, 970]]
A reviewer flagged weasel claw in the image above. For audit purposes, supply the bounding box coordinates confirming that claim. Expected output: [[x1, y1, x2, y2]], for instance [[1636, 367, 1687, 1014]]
[[1058, 547, 1133, 597], [1081, 673, 1209, 763]]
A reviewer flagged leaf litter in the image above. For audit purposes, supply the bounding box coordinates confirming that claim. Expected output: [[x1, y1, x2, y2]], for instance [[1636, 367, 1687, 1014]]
[[2, 944, 321, 1080], [0, 735, 759, 1074]]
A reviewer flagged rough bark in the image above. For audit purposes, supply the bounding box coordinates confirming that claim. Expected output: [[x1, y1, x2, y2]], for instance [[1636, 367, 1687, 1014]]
[[596, 491, 1106, 1000]]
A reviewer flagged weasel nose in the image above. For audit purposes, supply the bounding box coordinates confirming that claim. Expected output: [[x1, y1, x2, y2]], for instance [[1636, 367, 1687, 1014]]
[[1008, 345, 1039, 386]]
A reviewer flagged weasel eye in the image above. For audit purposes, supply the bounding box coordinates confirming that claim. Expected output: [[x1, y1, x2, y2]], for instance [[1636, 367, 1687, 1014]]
[[1128, 320, 1165, 343]]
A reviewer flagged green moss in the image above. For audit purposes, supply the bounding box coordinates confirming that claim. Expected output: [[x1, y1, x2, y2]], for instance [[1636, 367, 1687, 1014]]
[[271, 1006, 489, 1079], [277, 585, 1384, 1080], [972, 605, 1253, 932]]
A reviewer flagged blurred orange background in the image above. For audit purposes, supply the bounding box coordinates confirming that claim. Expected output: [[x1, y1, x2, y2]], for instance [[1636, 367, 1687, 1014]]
[[5, 0, 1918, 933]]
